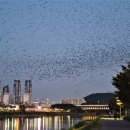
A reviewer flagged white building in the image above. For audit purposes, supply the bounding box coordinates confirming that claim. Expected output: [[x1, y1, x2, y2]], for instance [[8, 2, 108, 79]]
[[62, 98, 84, 105], [23, 93, 31, 105], [3, 93, 10, 105]]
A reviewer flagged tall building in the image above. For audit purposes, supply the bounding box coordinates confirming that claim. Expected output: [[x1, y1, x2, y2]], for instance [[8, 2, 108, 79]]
[[3, 85, 10, 105], [14, 80, 21, 104], [25, 80, 32, 94], [23, 80, 32, 105], [3, 85, 9, 95]]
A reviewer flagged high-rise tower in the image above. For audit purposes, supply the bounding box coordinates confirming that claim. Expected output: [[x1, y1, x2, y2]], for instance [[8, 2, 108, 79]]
[[25, 80, 32, 94], [14, 80, 21, 104], [3, 85, 10, 105], [3, 85, 9, 95], [23, 80, 32, 104]]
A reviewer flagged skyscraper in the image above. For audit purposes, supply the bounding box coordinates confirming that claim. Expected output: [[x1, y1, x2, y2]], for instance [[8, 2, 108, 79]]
[[23, 80, 32, 105], [25, 80, 32, 94], [3, 85, 10, 105], [14, 80, 21, 104], [3, 85, 9, 95]]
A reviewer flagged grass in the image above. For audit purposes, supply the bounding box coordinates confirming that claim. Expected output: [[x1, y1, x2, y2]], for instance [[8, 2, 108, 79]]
[[123, 116, 130, 121], [69, 118, 101, 130]]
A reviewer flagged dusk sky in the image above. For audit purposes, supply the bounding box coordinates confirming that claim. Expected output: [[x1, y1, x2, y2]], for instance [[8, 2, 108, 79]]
[[0, 0, 130, 101]]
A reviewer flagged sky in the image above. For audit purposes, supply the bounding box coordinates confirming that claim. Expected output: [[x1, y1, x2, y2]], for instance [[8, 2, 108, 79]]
[[0, 0, 130, 101]]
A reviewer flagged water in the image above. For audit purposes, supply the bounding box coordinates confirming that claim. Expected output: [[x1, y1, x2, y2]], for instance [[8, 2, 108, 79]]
[[0, 115, 85, 130]]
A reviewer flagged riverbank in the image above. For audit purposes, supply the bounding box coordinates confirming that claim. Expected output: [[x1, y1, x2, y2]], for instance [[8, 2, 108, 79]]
[[68, 117, 100, 130], [0, 111, 88, 118]]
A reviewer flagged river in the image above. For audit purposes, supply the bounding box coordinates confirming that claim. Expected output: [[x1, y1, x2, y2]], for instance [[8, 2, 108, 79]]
[[0, 115, 97, 130]]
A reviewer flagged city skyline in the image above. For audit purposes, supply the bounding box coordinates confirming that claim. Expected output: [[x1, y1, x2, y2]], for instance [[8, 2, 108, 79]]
[[0, 80, 84, 106], [0, 0, 130, 101], [0, 80, 32, 105]]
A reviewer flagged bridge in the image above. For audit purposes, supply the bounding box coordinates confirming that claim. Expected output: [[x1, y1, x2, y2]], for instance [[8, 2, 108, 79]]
[[76, 104, 110, 111]]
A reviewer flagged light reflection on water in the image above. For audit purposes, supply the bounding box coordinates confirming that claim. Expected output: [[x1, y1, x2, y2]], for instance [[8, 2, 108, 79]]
[[0, 115, 83, 130]]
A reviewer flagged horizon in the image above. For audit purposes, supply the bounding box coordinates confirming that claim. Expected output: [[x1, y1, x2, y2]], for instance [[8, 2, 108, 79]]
[[0, 0, 130, 101]]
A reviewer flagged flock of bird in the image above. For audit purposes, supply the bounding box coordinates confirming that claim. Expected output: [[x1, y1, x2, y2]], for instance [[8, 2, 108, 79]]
[[0, 0, 130, 82]]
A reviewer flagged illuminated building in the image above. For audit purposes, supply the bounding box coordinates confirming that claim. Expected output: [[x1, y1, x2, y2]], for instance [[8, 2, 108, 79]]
[[3, 85, 10, 105], [23, 93, 30, 105], [14, 80, 21, 104], [62, 98, 83, 105], [23, 80, 32, 104]]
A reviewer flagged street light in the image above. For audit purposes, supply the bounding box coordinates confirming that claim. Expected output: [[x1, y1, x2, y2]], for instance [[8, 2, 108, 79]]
[[116, 97, 123, 118]]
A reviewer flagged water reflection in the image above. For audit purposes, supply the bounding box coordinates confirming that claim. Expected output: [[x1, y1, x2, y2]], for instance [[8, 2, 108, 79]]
[[0, 115, 98, 130], [0, 115, 83, 130]]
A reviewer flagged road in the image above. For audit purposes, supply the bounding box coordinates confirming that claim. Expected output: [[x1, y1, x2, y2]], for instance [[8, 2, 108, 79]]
[[100, 119, 130, 130]]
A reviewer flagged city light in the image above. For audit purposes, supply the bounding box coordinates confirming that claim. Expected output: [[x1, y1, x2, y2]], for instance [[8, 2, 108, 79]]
[[116, 97, 123, 118]]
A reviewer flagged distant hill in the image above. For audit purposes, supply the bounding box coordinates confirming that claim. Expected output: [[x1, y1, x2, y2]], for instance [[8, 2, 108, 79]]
[[84, 93, 115, 105]]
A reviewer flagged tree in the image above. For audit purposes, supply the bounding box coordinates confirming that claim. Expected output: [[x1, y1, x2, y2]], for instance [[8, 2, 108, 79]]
[[112, 62, 130, 108], [109, 97, 125, 115], [19, 104, 26, 112]]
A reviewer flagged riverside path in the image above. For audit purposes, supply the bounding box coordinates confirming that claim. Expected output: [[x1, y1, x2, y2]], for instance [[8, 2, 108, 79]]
[[100, 120, 130, 130]]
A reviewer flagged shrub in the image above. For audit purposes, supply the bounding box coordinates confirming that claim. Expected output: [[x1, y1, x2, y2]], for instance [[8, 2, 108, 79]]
[[124, 116, 130, 121]]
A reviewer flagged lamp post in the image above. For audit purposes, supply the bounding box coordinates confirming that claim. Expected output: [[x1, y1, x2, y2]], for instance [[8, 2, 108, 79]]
[[116, 97, 123, 118]]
